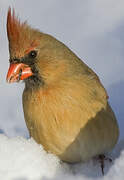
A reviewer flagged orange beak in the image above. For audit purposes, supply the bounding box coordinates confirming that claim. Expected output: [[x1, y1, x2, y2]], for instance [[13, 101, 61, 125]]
[[6, 63, 33, 83]]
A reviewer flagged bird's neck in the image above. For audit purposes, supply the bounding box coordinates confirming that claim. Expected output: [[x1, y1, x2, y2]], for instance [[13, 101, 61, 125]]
[[24, 75, 44, 90]]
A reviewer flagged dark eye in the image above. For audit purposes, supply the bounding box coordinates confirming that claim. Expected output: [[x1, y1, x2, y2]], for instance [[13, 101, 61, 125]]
[[28, 50, 37, 59]]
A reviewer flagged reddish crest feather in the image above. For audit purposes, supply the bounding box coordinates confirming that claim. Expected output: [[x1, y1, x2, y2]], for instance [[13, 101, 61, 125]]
[[7, 8, 24, 43], [7, 8, 39, 57]]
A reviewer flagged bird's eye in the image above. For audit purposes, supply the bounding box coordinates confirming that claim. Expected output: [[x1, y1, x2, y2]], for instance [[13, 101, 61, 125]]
[[28, 50, 37, 59]]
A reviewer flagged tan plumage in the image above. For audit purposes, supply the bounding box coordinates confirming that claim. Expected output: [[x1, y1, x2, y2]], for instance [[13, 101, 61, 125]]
[[7, 8, 119, 163]]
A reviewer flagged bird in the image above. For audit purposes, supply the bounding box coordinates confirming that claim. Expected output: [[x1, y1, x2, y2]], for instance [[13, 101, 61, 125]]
[[6, 8, 119, 173]]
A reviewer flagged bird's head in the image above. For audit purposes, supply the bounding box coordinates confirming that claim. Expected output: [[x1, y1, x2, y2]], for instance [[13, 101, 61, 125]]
[[6, 8, 43, 87], [6, 8, 78, 89]]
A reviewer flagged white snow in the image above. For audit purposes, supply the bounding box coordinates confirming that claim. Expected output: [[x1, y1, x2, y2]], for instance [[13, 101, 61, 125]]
[[0, 134, 69, 180], [0, 134, 124, 180]]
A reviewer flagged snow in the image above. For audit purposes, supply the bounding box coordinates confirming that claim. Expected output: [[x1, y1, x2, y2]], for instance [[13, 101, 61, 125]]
[[0, 134, 68, 180], [0, 134, 124, 180]]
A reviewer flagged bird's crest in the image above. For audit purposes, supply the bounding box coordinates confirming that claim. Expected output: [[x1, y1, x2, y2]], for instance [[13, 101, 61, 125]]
[[7, 8, 38, 58], [7, 8, 24, 43]]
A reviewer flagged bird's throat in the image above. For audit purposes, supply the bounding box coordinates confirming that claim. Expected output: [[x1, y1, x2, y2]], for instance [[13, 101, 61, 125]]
[[24, 75, 44, 89]]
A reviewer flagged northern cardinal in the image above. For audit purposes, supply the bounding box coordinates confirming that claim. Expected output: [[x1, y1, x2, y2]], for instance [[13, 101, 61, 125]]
[[6, 8, 119, 169]]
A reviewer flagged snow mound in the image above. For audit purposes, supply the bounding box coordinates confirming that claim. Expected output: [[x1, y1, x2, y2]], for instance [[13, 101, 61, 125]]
[[0, 134, 69, 180], [0, 134, 124, 180]]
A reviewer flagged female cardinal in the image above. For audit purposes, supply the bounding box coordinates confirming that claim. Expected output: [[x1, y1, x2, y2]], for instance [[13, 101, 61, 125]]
[[6, 8, 119, 169]]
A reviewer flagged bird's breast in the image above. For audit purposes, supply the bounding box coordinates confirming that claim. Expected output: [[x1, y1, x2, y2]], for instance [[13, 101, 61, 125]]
[[22, 81, 119, 162], [22, 86, 83, 155]]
